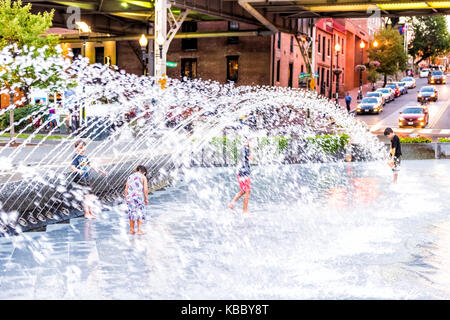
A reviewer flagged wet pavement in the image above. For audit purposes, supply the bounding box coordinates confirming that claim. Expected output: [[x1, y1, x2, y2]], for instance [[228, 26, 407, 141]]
[[1, 160, 450, 299]]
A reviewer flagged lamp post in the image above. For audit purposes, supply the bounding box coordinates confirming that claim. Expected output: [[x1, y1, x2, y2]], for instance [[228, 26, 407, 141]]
[[139, 34, 149, 76], [75, 21, 91, 130], [156, 34, 165, 77], [335, 42, 341, 102], [358, 40, 366, 100], [372, 40, 379, 91], [75, 21, 91, 58]]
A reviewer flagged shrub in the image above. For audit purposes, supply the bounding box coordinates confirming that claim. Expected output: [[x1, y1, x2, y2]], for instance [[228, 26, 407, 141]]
[[274, 136, 290, 154], [306, 133, 350, 153], [399, 136, 432, 143], [210, 136, 241, 162], [0, 104, 42, 131], [438, 137, 450, 143]]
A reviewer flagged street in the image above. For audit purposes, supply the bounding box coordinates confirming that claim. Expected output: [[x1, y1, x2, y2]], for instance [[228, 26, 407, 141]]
[[355, 75, 450, 137]]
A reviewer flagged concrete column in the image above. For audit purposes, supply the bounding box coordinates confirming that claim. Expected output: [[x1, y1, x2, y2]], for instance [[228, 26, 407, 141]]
[[154, 0, 168, 78]]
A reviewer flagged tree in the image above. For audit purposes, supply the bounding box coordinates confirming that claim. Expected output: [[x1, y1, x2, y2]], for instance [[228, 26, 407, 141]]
[[408, 16, 450, 66], [0, 0, 71, 141], [367, 67, 379, 90], [367, 27, 408, 86]]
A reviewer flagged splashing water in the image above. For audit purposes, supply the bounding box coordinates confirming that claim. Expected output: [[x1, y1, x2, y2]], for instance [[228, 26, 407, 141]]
[[3, 45, 450, 299]]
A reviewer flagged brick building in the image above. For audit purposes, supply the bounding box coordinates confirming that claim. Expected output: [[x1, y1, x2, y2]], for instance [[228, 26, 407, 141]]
[[1, 17, 382, 109], [166, 21, 272, 86]]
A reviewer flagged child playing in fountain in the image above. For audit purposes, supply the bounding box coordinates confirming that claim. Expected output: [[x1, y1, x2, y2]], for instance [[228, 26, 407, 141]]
[[228, 136, 253, 214], [71, 139, 108, 219], [384, 127, 402, 184], [124, 165, 149, 235]]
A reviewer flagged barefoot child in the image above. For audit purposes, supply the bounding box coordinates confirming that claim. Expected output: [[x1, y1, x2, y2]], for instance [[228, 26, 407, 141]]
[[71, 139, 108, 218], [384, 127, 402, 184], [124, 165, 149, 235], [228, 136, 253, 214]]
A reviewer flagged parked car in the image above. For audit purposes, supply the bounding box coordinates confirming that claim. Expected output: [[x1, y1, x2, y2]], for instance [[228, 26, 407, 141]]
[[428, 70, 446, 84], [400, 77, 416, 89], [376, 88, 395, 102], [394, 82, 408, 95], [364, 91, 385, 105], [398, 106, 429, 128], [419, 68, 430, 78], [385, 83, 401, 98], [417, 86, 438, 102], [356, 97, 383, 115]]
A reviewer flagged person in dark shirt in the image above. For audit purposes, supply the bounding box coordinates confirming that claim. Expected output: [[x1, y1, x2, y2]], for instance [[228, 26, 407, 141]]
[[384, 127, 402, 183], [228, 136, 253, 214], [71, 139, 107, 218]]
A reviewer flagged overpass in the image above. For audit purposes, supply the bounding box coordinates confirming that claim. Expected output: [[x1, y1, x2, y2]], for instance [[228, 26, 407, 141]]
[[23, 0, 450, 77], [25, 1, 450, 34]]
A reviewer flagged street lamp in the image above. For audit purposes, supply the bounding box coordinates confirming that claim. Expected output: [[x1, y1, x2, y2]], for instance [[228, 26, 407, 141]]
[[372, 39, 379, 91], [155, 34, 165, 79], [139, 34, 149, 76], [75, 21, 91, 58], [358, 41, 366, 100], [335, 42, 341, 102], [75, 21, 91, 130]]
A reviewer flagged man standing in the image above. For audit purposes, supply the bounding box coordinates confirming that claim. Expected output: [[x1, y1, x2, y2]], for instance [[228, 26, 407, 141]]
[[384, 128, 402, 183], [345, 92, 352, 112]]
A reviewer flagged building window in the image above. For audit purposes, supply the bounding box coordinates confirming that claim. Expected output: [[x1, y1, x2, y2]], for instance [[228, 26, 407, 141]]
[[322, 36, 326, 61], [277, 32, 281, 49], [228, 21, 239, 44], [318, 34, 321, 53], [226, 56, 239, 82], [276, 60, 280, 82], [182, 22, 198, 51], [301, 64, 304, 73], [327, 69, 330, 87], [290, 36, 294, 53], [288, 63, 293, 87], [341, 38, 344, 55], [181, 58, 197, 79], [95, 47, 104, 64], [327, 38, 330, 56]]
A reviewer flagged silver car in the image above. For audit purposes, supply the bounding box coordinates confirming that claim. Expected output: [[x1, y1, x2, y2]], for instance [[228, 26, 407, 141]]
[[401, 77, 416, 89], [364, 91, 385, 105], [375, 88, 395, 102]]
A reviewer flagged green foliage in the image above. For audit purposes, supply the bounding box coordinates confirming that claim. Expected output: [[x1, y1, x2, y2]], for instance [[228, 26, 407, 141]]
[[367, 67, 379, 85], [0, 133, 70, 140], [0, 0, 73, 98], [306, 134, 350, 153], [438, 137, 450, 143], [399, 136, 432, 143], [0, 0, 59, 52], [0, 104, 41, 131], [209, 136, 292, 162], [367, 27, 408, 81], [274, 136, 290, 154], [408, 16, 450, 65], [210, 137, 242, 163]]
